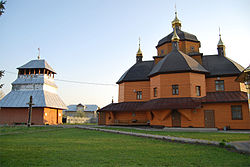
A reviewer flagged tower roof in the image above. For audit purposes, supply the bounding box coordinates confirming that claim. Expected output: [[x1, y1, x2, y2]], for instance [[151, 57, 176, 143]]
[[217, 34, 224, 46], [149, 48, 208, 77], [17, 59, 56, 73], [136, 39, 143, 57], [117, 61, 154, 84]]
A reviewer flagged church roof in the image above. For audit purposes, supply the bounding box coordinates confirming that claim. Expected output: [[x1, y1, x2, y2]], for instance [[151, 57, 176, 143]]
[[0, 90, 67, 109], [202, 91, 248, 103], [117, 61, 154, 84], [98, 102, 145, 112], [157, 28, 199, 47], [202, 55, 244, 77], [17, 59, 56, 73], [85, 105, 99, 112], [98, 91, 247, 112], [149, 49, 208, 77]]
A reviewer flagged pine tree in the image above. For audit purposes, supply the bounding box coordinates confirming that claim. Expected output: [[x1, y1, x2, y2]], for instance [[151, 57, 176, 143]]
[[0, 1, 6, 16]]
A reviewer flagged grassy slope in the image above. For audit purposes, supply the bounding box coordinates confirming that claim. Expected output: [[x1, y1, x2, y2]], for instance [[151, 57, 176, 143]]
[[96, 127, 250, 142], [0, 127, 249, 167]]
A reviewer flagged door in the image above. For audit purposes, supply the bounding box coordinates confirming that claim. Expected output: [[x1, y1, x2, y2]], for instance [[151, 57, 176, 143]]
[[98, 112, 106, 125], [204, 110, 215, 128], [172, 110, 181, 127]]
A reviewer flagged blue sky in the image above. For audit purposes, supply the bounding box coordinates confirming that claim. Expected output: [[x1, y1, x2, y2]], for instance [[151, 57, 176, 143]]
[[1, 0, 250, 107]]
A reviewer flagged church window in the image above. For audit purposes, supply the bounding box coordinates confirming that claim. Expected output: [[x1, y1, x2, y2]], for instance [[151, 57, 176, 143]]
[[231, 105, 242, 120], [215, 80, 224, 91], [136, 91, 142, 100], [196, 86, 201, 96], [191, 46, 194, 51], [172, 85, 179, 95], [153, 87, 157, 97], [161, 50, 164, 55]]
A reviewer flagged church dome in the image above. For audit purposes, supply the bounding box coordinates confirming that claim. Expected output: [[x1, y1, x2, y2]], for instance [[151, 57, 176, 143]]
[[156, 28, 199, 48]]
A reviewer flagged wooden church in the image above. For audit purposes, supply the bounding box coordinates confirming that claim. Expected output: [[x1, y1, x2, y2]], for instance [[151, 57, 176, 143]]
[[0, 55, 67, 125], [98, 12, 250, 129]]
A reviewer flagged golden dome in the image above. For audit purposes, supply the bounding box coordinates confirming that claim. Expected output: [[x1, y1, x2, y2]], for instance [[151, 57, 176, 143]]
[[136, 38, 143, 57], [217, 34, 224, 46], [171, 27, 180, 42], [172, 11, 181, 28]]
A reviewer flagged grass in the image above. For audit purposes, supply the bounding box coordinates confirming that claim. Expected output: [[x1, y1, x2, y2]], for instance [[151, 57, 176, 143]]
[[95, 127, 250, 142], [0, 126, 60, 134], [0, 126, 250, 167]]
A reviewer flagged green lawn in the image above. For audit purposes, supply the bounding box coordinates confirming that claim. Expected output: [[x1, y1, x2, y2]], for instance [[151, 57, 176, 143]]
[[95, 127, 250, 142], [0, 127, 249, 167]]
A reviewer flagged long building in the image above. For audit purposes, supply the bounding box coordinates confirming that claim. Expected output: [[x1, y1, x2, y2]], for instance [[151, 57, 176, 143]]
[[98, 12, 250, 129], [0, 56, 67, 125]]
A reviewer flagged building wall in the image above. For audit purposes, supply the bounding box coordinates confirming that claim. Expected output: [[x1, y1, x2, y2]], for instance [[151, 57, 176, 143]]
[[66, 116, 89, 124], [149, 109, 204, 127], [206, 76, 246, 92], [148, 102, 250, 129], [202, 102, 250, 129], [44, 108, 62, 125], [157, 41, 200, 56], [118, 81, 150, 102], [0, 107, 44, 125], [150, 73, 206, 98], [105, 111, 148, 125]]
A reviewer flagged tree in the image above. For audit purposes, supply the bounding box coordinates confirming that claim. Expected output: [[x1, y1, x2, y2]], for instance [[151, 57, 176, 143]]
[[0, 1, 6, 16], [0, 70, 4, 88]]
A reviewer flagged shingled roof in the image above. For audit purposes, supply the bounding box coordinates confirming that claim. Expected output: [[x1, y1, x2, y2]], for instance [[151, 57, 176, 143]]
[[98, 91, 247, 112], [202, 91, 248, 103], [157, 28, 199, 48], [149, 48, 209, 77], [98, 102, 145, 112], [202, 55, 244, 77], [117, 61, 154, 84], [17, 59, 56, 73], [138, 97, 201, 111]]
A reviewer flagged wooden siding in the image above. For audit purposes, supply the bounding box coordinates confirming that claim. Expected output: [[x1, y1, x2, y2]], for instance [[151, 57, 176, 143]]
[[157, 41, 200, 56], [118, 81, 150, 102], [206, 76, 246, 92], [0, 107, 62, 125], [150, 73, 206, 98]]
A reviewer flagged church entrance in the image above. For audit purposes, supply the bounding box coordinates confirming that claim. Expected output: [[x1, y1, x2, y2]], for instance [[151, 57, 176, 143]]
[[172, 110, 181, 127], [204, 110, 215, 128]]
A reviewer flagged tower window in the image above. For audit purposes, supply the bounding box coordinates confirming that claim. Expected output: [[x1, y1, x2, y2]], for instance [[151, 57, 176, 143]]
[[161, 50, 164, 55], [172, 85, 179, 95], [136, 91, 142, 100], [215, 80, 224, 91], [153, 87, 157, 97], [196, 86, 201, 96], [231, 105, 242, 120], [191, 46, 194, 51]]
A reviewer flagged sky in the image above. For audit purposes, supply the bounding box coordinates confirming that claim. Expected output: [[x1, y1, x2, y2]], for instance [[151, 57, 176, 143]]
[[0, 0, 250, 107]]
